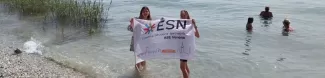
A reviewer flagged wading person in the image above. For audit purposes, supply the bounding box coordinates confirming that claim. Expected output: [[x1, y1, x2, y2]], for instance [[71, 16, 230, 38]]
[[179, 10, 200, 78], [128, 6, 152, 71]]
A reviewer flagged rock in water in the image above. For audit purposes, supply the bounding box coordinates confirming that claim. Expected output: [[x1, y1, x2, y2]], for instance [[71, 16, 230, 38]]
[[242, 52, 249, 55], [14, 48, 22, 55], [277, 58, 286, 61]]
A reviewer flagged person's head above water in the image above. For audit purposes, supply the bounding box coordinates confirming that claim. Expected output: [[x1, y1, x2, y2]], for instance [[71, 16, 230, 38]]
[[247, 17, 254, 24], [246, 17, 254, 31], [180, 10, 190, 19], [265, 6, 270, 12], [139, 6, 151, 20], [283, 19, 290, 28], [283, 19, 290, 26]]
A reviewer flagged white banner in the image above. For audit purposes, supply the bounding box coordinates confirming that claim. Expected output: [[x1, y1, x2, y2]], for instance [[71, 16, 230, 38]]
[[133, 17, 196, 61]]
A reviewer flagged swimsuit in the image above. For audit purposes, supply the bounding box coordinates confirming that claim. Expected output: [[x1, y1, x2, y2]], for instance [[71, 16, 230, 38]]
[[180, 59, 187, 62]]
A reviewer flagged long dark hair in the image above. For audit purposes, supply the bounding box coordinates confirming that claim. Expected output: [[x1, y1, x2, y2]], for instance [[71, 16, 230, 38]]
[[181, 10, 191, 19], [139, 6, 152, 20]]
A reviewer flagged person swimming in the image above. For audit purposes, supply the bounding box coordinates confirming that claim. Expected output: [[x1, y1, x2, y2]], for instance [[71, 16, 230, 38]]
[[260, 6, 273, 19], [246, 17, 254, 31], [282, 18, 293, 32]]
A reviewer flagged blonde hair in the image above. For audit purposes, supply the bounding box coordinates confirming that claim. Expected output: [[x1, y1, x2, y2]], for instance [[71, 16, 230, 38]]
[[283, 18, 290, 25]]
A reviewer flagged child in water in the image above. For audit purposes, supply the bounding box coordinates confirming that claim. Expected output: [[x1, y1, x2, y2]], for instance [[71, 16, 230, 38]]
[[246, 17, 254, 31], [283, 19, 293, 32]]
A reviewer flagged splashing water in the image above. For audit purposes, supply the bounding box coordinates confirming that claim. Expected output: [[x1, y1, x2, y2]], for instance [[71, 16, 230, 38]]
[[23, 37, 44, 55]]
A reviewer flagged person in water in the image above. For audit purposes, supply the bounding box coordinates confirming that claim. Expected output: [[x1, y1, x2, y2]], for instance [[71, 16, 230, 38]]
[[128, 6, 152, 70], [179, 10, 200, 78], [283, 18, 293, 32], [260, 6, 273, 19], [246, 17, 254, 31]]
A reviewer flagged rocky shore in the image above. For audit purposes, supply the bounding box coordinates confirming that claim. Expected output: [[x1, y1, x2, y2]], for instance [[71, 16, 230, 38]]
[[0, 23, 88, 78], [0, 47, 89, 78]]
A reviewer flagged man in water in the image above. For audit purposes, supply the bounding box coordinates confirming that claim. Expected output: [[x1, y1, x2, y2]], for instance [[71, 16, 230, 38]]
[[260, 6, 273, 19]]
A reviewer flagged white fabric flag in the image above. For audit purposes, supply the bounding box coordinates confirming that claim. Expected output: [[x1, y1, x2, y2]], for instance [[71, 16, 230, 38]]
[[133, 17, 196, 62]]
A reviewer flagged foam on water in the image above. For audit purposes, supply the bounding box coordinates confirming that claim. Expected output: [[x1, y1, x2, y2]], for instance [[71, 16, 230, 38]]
[[23, 37, 43, 55]]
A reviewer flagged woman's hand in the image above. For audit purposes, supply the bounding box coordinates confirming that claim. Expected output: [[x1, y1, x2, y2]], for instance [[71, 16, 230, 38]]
[[192, 19, 197, 28], [130, 18, 134, 27], [128, 18, 134, 32], [191, 19, 200, 38]]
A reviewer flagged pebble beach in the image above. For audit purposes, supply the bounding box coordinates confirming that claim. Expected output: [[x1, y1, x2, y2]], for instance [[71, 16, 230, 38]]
[[0, 28, 88, 78]]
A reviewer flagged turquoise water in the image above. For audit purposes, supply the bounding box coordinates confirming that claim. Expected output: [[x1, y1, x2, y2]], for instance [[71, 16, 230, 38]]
[[1, 0, 325, 78]]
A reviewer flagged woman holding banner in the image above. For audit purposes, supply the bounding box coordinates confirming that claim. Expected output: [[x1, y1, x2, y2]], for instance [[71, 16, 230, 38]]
[[128, 6, 152, 71], [179, 10, 200, 78]]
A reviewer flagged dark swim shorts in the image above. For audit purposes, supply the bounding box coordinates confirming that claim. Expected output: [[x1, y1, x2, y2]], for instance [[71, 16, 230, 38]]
[[180, 59, 187, 62]]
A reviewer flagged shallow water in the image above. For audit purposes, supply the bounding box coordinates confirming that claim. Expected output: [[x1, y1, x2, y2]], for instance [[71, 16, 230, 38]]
[[1, 0, 325, 78]]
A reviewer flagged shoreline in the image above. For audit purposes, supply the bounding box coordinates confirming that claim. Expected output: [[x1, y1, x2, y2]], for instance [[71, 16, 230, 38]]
[[0, 10, 94, 78], [0, 47, 89, 78], [0, 34, 90, 78], [0, 9, 90, 78]]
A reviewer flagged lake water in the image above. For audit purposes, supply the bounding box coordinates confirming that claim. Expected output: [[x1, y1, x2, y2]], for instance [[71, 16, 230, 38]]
[[1, 0, 325, 78]]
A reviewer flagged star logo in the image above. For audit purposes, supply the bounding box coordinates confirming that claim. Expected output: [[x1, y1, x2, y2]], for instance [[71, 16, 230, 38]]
[[143, 22, 156, 34]]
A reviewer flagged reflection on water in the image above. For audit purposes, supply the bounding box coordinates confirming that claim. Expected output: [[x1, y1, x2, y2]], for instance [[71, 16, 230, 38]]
[[243, 31, 252, 55], [260, 17, 272, 27], [282, 30, 289, 36]]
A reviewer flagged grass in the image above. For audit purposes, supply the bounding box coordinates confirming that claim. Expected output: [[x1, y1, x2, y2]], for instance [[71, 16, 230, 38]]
[[0, 0, 108, 34]]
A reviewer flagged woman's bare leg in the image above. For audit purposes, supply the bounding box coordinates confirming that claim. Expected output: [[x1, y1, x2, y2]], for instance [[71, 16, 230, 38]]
[[180, 61, 189, 78], [141, 61, 146, 70], [186, 64, 190, 74]]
